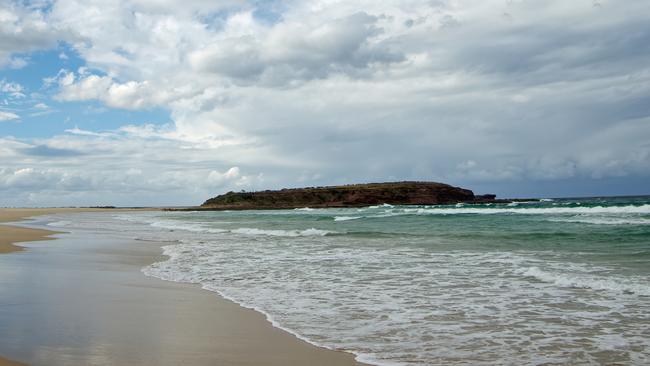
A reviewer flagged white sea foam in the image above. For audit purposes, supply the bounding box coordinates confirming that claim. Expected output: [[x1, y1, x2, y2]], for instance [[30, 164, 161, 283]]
[[141, 231, 650, 365], [148, 220, 335, 237], [368, 203, 394, 209], [97, 208, 650, 366], [404, 204, 650, 215], [46, 220, 72, 227], [330, 204, 650, 226], [516, 266, 650, 296], [230, 227, 333, 237], [549, 216, 650, 225], [334, 216, 362, 221], [150, 220, 227, 233]]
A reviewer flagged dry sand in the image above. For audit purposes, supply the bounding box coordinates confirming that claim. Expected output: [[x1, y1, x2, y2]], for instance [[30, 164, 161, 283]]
[[0, 209, 367, 366]]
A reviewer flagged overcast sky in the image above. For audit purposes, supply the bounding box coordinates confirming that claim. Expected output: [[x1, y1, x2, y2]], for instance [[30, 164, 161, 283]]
[[1, 0, 649, 207]]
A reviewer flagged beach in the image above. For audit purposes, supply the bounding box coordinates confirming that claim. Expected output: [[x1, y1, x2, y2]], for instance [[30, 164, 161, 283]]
[[2, 200, 649, 365], [0, 209, 69, 254], [0, 209, 365, 366], [114, 199, 649, 365]]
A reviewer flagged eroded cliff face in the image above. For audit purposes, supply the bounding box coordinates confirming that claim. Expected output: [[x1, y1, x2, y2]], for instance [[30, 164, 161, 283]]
[[200, 181, 499, 210]]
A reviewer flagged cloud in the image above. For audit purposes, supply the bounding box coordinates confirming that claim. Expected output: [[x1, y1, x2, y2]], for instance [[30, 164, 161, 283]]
[[0, 130, 264, 206], [188, 11, 404, 84], [1, 0, 650, 205], [55, 73, 157, 109], [64, 127, 108, 137], [0, 167, 69, 190], [0, 1, 65, 67], [0, 110, 19, 121], [1, 80, 25, 98], [208, 166, 241, 184], [19, 145, 85, 157], [6, 56, 28, 69]]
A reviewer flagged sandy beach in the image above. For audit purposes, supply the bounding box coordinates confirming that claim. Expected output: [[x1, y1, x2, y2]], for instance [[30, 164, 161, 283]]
[[0, 209, 73, 254], [0, 210, 366, 366], [0, 208, 130, 254]]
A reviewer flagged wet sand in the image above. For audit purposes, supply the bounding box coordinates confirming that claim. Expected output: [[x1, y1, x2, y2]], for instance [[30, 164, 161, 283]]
[[0, 225, 59, 254], [0, 209, 82, 253], [0, 209, 134, 254], [0, 210, 69, 366], [0, 210, 366, 366]]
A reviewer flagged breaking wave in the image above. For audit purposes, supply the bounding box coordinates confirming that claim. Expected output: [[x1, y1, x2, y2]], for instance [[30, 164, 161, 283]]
[[398, 204, 650, 215], [516, 266, 650, 296], [230, 227, 333, 237]]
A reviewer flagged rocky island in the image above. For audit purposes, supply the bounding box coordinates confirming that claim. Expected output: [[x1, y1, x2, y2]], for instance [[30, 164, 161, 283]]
[[199, 181, 504, 210]]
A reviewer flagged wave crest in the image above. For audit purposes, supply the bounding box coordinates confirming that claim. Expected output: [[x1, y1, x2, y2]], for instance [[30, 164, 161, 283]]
[[231, 227, 334, 237], [516, 266, 650, 296]]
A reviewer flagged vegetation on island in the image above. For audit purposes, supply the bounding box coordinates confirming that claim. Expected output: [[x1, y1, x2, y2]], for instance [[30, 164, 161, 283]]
[[199, 181, 502, 210]]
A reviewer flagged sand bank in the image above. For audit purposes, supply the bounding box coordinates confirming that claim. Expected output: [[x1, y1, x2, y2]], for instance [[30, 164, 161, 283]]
[[0, 210, 366, 366], [0, 225, 59, 254], [0, 209, 63, 253], [0, 208, 113, 253]]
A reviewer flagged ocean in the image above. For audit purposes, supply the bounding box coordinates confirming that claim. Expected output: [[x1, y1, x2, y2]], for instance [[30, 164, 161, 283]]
[[47, 196, 650, 365]]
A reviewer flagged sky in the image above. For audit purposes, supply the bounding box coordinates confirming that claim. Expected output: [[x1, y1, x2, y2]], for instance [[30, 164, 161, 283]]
[[1, 0, 649, 207]]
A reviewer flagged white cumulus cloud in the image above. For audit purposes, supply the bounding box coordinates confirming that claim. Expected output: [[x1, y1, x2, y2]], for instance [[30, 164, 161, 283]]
[[0, 110, 19, 121]]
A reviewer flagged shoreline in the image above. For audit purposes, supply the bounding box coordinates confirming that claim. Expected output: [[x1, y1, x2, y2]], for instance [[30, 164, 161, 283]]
[[0, 208, 152, 253], [0, 209, 75, 254], [0, 209, 367, 366], [0, 209, 83, 366], [0, 208, 131, 366]]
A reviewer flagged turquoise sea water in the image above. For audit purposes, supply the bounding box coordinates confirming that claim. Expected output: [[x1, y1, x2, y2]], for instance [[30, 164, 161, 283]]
[[55, 196, 650, 365]]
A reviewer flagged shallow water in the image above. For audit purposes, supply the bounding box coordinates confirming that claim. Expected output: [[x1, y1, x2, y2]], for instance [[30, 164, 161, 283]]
[[49, 196, 650, 365]]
